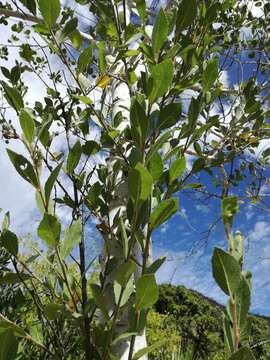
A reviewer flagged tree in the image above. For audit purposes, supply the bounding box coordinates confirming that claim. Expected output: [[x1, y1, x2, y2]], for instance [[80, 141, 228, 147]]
[[0, 0, 270, 359]]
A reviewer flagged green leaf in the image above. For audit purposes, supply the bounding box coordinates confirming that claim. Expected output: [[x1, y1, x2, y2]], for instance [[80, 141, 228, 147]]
[[135, 274, 159, 310], [7, 149, 39, 188], [235, 275, 251, 329], [188, 97, 200, 131], [37, 213, 61, 248], [135, 0, 146, 20], [44, 162, 62, 206], [69, 30, 83, 49], [115, 260, 136, 287], [152, 8, 168, 58], [157, 103, 181, 131], [97, 41, 106, 73], [128, 163, 153, 202], [146, 130, 172, 165], [82, 141, 100, 156], [169, 157, 186, 183], [149, 59, 173, 103], [176, 0, 197, 35], [19, 109, 35, 143], [111, 332, 137, 346], [130, 99, 148, 149], [0, 272, 31, 284], [0, 329, 18, 360], [77, 45, 93, 74], [87, 182, 102, 207], [150, 198, 178, 230], [145, 257, 166, 274], [1, 82, 24, 112], [60, 18, 78, 41], [228, 347, 255, 360], [148, 152, 163, 181], [223, 315, 234, 355], [222, 197, 239, 227], [212, 248, 241, 296], [2, 212, 10, 230], [132, 340, 166, 360], [38, 0, 61, 27], [67, 141, 81, 173], [60, 220, 81, 259], [203, 57, 219, 92], [72, 95, 92, 105], [19, 0, 36, 14], [114, 278, 134, 308], [1, 230, 18, 256], [90, 284, 109, 320]]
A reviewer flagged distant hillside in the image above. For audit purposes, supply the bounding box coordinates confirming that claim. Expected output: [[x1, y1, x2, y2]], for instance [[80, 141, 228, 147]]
[[147, 284, 270, 360], [186, 286, 270, 325]]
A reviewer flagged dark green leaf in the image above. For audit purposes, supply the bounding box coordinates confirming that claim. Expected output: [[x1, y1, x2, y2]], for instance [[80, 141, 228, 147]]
[[228, 347, 255, 360], [150, 198, 178, 230], [19, 0, 36, 14], [19, 109, 35, 143], [87, 182, 102, 207], [7, 149, 39, 188], [1, 82, 24, 112], [67, 141, 81, 173], [77, 45, 93, 74], [135, 274, 159, 310], [38, 0, 61, 27], [203, 57, 219, 92], [152, 8, 168, 58], [37, 213, 61, 248], [90, 284, 109, 320], [0, 329, 18, 360], [176, 0, 197, 35], [145, 257, 166, 274], [146, 130, 172, 165], [82, 141, 100, 156], [128, 163, 153, 202], [60, 220, 81, 259], [212, 248, 241, 296], [1, 230, 18, 256], [188, 97, 200, 131], [169, 157, 186, 183], [149, 59, 173, 103], [130, 99, 148, 149], [0, 272, 31, 284], [44, 162, 62, 206], [60, 18, 78, 41], [157, 103, 181, 131]]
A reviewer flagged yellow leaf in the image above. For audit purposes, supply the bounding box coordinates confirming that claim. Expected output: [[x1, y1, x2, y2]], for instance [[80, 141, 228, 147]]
[[96, 74, 112, 89]]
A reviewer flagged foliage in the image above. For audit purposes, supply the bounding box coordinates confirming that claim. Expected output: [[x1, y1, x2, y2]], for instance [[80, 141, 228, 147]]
[[0, 0, 270, 359]]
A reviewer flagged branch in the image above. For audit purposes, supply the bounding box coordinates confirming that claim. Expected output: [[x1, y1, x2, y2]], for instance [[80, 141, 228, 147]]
[[0, 7, 94, 42]]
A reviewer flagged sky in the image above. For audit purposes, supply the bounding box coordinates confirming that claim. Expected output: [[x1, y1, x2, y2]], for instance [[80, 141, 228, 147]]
[[0, 0, 270, 317]]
